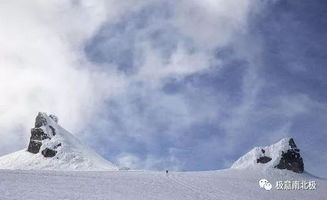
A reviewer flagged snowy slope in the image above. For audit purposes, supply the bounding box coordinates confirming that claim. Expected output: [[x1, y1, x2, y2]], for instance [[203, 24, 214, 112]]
[[0, 168, 325, 200], [0, 113, 118, 171]]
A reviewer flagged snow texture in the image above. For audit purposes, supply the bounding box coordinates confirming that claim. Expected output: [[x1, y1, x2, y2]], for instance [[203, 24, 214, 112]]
[[0, 168, 325, 200], [0, 112, 118, 171]]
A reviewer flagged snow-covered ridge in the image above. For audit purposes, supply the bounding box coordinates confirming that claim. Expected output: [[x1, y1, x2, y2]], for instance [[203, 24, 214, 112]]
[[0, 112, 118, 171], [231, 138, 304, 173]]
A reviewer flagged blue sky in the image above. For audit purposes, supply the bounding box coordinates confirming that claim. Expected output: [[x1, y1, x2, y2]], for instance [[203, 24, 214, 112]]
[[82, 0, 327, 175], [0, 0, 326, 177]]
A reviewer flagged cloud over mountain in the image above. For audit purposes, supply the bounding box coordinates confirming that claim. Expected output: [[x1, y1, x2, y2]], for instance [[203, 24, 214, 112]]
[[0, 0, 326, 177]]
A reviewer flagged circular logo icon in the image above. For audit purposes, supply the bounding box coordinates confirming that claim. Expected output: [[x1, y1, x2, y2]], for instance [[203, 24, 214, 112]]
[[259, 179, 272, 191]]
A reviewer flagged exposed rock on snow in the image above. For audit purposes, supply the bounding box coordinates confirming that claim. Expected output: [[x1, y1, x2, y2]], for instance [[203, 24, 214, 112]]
[[41, 148, 57, 157], [231, 138, 304, 173], [27, 113, 53, 154], [49, 114, 58, 123], [27, 113, 60, 157], [0, 112, 118, 171], [257, 156, 272, 164], [275, 138, 303, 173]]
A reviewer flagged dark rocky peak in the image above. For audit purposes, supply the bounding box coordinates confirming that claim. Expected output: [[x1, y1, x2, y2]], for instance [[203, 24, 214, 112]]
[[231, 137, 304, 173], [27, 112, 61, 157], [275, 138, 303, 173], [34, 112, 48, 128], [0, 112, 118, 170]]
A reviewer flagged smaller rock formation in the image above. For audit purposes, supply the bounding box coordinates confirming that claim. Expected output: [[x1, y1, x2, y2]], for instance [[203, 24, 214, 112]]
[[49, 114, 58, 123], [231, 137, 304, 173], [41, 148, 57, 157], [275, 138, 303, 173], [26, 141, 42, 154], [257, 156, 272, 164]]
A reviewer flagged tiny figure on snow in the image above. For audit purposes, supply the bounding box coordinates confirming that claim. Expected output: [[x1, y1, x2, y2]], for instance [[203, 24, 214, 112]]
[[166, 170, 168, 174]]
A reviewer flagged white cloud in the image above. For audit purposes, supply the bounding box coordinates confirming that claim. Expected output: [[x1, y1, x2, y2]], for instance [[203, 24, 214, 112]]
[[0, 0, 274, 171], [0, 0, 125, 153], [173, 0, 255, 48]]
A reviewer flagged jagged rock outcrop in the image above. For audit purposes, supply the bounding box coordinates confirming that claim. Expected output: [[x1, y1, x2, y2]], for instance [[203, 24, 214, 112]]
[[231, 138, 304, 173], [274, 138, 303, 173], [27, 112, 59, 157], [0, 112, 118, 171]]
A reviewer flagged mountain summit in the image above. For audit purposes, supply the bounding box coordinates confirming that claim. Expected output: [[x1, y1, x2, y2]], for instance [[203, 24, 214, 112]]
[[0, 112, 118, 171], [231, 138, 304, 173]]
